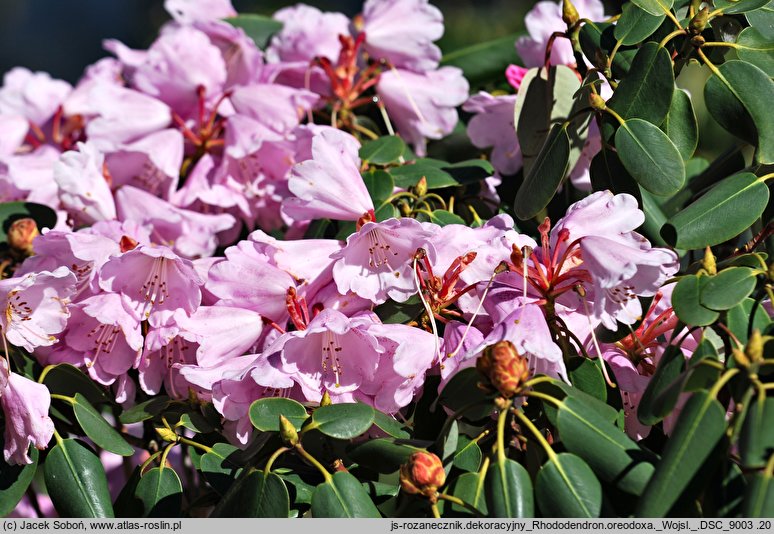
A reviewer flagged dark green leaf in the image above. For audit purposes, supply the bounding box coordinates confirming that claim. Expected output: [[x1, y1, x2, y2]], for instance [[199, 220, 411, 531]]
[[450, 472, 487, 515], [671, 275, 720, 326], [374, 295, 423, 324], [736, 27, 774, 76], [531, 378, 619, 423], [374, 202, 399, 222], [429, 210, 466, 226], [175, 411, 215, 434], [435, 420, 459, 468], [0, 442, 37, 516], [119, 397, 170, 424], [704, 60, 774, 163], [201, 443, 243, 495], [453, 436, 483, 473], [661, 89, 698, 160], [212, 469, 289, 517], [359, 136, 406, 165], [616, 118, 685, 196], [536, 453, 601, 517], [0, 201, 57, 243], [631, 0, 674, 16], [514, 124, 571, 220], [348, 439, 425, 473], [113, 466, 142, 518], [638, 344, 688, 425], [727, 298, 771, 345], [249, 397, 308, 432], [373, 410, 410, 439], [662, 172, 770, 248], [390, 163, 456, 189], [700, 267, 757, 311], [311, 471, 381, 517], [740, 397, 774, 469], [134, 467, 182, 518], [558, 396, 656, 496], [278, 473, 314, 505], [589, 148, 641, 201], [225, 14, 282, 48], [443, 159, 495, 182], [567, 357, 606, 402], [615, 3, 666, 45], [743, 473, 774, 517], [746, 1, 774, 39], [441, 34, 522, 86], [637, 391, 727, 516], [579, 23, 637, 78], [310, 402, 375, 439], [438, 368, 494, 421], [72, 393, 134, 456], [41, 363, 111, 406], [714, 0, 770, 13], [44, 439, 114, 518], [486, 459, 534, 518], [362, 169, 395, 208]]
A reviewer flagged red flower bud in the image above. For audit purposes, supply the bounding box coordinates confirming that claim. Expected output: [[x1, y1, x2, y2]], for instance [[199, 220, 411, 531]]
[[476, 340, 530, 398], [7, 218, 39, 256], [399, 451, 445, 501]]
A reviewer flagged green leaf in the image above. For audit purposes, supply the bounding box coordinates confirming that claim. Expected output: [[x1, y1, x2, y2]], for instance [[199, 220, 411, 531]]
[[450, 472, 487, 515], [589, 148, 642, 201], [175, 411, 215, 434], [0, 201, 58, 243], [672, 275, 720, 326], [567, 357, 606, 402], [727, 298, 771, 345], [486, 459, 534, 518], [514, 124, 571, 220], [225, 14, 282, 48], [746, 1, 774, 39], [278, 473, 314, 505], [311, 471, 381, 517], [44, 439, 114, 518], [743, 472, 774, 517], [441, 34, 522, 86], [374, 202, 399, 222], [443, 159, 495, 182], [558, 397, 656, 496], [134, 467, 182, 518], [700, 267, 757, 311], [604, 43, 675, 136], [428, 210, 466, 226], [119, 396, 170, 424], [740, 397, 774, 469], [638, 344, 688, 425], [704, 60, 774, 164], [362, 169, 394, 208], [200, 443, 243, 495], [359, 136, 406, 165], [310, 402, 375, 439], [736, 27, 774, 76], [390, 163, 456, 189], [41, 363, 111, 406], [212, 470, 290, 517], [536, 453, 601, 517], [631, 0, 674, 16], [531, 378, 619, 423], [637, 391, 727, 516], [438, 367, 495, 421], [249, 397, 308, 432], [615, 118, 685, 196], [373, 410, 410, 439], [374, 294, 423, 324], [113, 466, 142, 518], [615, 3, 666, 45], [661, 89, 698, 161], [579, 22, 637, 78], [72, 393, 134, 456], [453, 436, 483, 473], [662, 172, 770, 249], [0, 443, 37, 516], [348, 439, 425, 473], [714, 0, 770, 14]]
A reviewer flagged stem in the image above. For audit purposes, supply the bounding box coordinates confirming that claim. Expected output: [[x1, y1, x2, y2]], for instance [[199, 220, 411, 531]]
[[431, 503, 441, 518], [608, 39, 623, 67], [159, 442, 176, 470], [49, 393, 75, 405], [496, 399, 513, 465], [512, 408, 557, 461], [660, 29, 687, 48], [475, 455, 490, 506], [765, 452, 774, 477], [437, 493, 484, 517], [708, 368, 740, 400], [140, 450, 163, 473], [701, 42, 739, 50], [351, 121, 379, 140], [523, 390, 562, 408], [604, 105, 626, 126], [264, 447, 290, 474], [663, 8, 684, 29], [53, 428, 64, 446], [696, 47, 723, 78], [523, 376, 556, 389], [295, 444, 332, 483], [177, 436, 212, 454]]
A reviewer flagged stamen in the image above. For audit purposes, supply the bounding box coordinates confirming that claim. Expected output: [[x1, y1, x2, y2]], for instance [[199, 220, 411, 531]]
[[413, 255, 440, 363], [578, 286, 616, 388]]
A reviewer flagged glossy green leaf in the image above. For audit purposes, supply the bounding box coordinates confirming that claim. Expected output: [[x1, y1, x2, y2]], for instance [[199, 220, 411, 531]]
[[310, 402, 375, 439], [638, 345, 688, 425], [134, 467, 182, 518], [311, 471, 381, 518], [671, 275, 720, 326], [374, 202, 399, 222], [558, 396, 656, 496], [390, 163, 456, 189], [278, 473, 314, 506], [714, 0, 770, 13], [249, 397, 308, 432], [212, 470, 289, 517], [435, 419, 459, 468], [438, 367, 495, 421], [119, 397, 170, 424], [485, 459, 534, 518], [374, 294, 423, 324], [736, 27, 774, 76], [225, 14, 282, 48], [441, 34, 522, 86], [631, 0, 673, 16], [0, 442, 37, 516], [615, 118, 685, 196], [453, 436, 483, 473], [41, 363, 111, 406], [531, 378, 618, 423], [700, 267, 757, 311], [175, 411, 215, 434], [743, 473, 774, 517], [362, 169, 394, 208], [746, 1, 774, 39], [443, 159, 494, 182], [615, 3, 666, 44], [579, 22, 637, 78], [567, 357, 606, 402], [637, 391, 727, 516], [449, 472, 487, 515], [200, 443, 243, 495], [44, 439, 114, 518], [740, 397, 774, 469], [589, 148, 641, 201], [359, 136, 406, 165], [372, 410, 410, 439], [661, 89, 698, 161], [662, 172, 770, 249], [704, 60, 774, 163], [347, 439, 424, 473], [514, 124, 571, 220], [0, 201, 57, 243], [727, 298, 772, 345], [536, 453, 601, 518], [113, 466, 142, 518], [71, 393, 134, 456], [429, 209, 466, 226]]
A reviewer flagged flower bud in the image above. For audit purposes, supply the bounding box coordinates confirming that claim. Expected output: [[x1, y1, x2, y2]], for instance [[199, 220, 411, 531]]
[[562, 0, 580, 27], [279, 415, 299, 447], [476, 341, 530, 398], [7, 218, 39, 256], [320, 391, 332, 407], [588, 92, 607, 112], [689, 6, 709, 35], [155, 426, 178, 443], [415, 176, 428, 197], [745, 329, 763, 364], [702, 247, 717, 275], [399, 451, 445, 501]]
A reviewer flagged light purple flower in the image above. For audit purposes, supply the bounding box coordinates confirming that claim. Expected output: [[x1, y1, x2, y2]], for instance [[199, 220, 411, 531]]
[[361, 0, 443, 71], [173, 305, 263, 366], [0, 67, 71, 125], [229, 84, 319, 137], [268, 5, 351, 63], [54, 142, 116, 225], [106, 129, 184, 199], [463, 92, 521, 175], [377, 67, 468, 156], [165, 0, 236, 24]]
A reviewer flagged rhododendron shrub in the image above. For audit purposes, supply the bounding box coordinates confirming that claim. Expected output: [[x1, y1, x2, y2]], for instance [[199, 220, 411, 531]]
[[0, 0, 772, 520]]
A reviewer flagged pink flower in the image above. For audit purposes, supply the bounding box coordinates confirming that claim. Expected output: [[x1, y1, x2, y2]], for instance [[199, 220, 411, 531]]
[[106, 129, 184, 199], [0, 267, 76, 352], [331, 217, 437, 304], [505, 64, 529, 90], [0, 360, 55, 465], [463, 92, 522, 175], [377, 67, 468, 156], [173, 305, 263, 366], [229, 84, 319, 137], [361, 0, 444, 72], [0, 67, 71, 125], [165, 0, 236, 24], [268, 5, 351, 63], [282, 127, 374, 222], [54, 142, 117, 225]]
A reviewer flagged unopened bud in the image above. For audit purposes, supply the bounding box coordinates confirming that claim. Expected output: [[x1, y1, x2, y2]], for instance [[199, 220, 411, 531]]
[[691, 35, 705, 48], [7, 218, 39, 256], [155, 426, 178, 443], [702, 247, 717, 275], [562, 0, 580, 27], [415, 176, 428, 197], [732, 347, 750, 368], [689, 7, 709, 35], [279, 415, 299, 447], [589, 92, 607, 111], [320, 391, 332, 407], [745, 329, 763, 364], [399, 451, 445, 501], [476, 341, 530, 398]]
